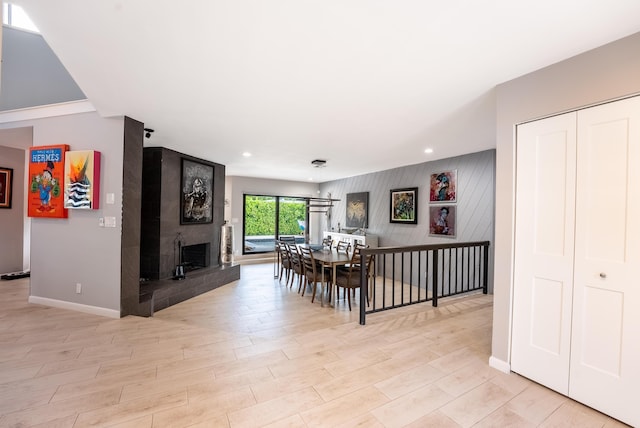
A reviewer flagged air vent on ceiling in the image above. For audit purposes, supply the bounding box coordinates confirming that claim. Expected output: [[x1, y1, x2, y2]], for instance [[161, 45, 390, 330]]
[[311, 159, 327, 168]]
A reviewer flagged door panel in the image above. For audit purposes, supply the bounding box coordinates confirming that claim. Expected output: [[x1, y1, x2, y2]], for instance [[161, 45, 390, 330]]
[[582, 117, 629, 262], [530, 277, 564, 355], [579, 286, 623, 376], [511, 112, 576, 395], [571, 96, 640, 427]]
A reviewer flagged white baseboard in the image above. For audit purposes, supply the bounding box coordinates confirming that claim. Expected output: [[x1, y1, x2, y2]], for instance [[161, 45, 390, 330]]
[[29, 296, 120, 319], [489, 356, 511, 374]]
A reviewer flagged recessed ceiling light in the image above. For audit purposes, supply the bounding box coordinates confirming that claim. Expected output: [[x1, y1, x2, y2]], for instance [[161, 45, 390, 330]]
[[242, 152, 251, 157], [424, 148, 434, 154]]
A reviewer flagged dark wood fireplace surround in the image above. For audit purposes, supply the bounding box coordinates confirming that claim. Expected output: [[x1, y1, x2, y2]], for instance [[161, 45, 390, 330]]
[[120, 127, 239, 317]]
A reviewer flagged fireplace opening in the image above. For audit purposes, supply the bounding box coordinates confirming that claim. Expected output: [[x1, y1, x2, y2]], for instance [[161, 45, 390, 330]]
[[181, 243, 210, 272]]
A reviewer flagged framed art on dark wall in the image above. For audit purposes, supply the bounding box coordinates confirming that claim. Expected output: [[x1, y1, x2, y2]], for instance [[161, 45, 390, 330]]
[[390, 187, 418, 224], [0, 167, 13, 209], [181, 158, 214, 224]]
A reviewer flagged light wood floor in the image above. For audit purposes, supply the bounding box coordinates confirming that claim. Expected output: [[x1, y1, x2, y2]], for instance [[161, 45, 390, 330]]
[[0, 263, 629, 427]]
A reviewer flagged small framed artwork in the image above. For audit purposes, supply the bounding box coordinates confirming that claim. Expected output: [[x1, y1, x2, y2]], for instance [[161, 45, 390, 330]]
[[390, 187, 418, 224], [346, 192, 368, 228], [64, 150, 101, 209], [0, 167, 13, 209], [181, 158, 214, 224], [429, 205, 456, 237], [430, 170, 457, 202]]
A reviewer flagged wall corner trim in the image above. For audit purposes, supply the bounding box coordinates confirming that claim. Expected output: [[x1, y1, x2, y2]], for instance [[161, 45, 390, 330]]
[[0, 100, 96, 124], [28, 295, 120, 319], [489, 356, 511, 374]]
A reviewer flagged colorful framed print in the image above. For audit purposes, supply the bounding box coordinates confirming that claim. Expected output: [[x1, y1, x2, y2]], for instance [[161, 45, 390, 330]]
[[28, 144, 69, 218], [0, 167, 13, 209], [429, 205, 456, 237], [64, 150, 101, 209], [181, 158, 214, 224], [430, 170, 457, 202], [346, 192, 368, 228], [390, 187, 418, 224]]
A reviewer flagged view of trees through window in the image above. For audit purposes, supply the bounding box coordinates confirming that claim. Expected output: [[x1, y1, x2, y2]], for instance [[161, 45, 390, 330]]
[[243, 195, 306, 254]]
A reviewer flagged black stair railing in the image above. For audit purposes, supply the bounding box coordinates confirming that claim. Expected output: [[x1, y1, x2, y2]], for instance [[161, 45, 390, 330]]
[[358, 241, 490, 325]]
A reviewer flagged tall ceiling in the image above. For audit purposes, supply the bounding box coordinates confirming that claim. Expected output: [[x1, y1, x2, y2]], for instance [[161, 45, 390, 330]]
[[12, 0, 640, 182]]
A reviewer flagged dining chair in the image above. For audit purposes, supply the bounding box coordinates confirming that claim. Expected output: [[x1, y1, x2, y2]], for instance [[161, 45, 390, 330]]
[[277, 241, 292, 284], [336, 243, 362, 299], [285, 243, 304, 291], [337, 242, 367, 273], [299, 245, 331, 303], [335, 240, 351, 253], [333, 249, 373, 311], [353, 242, 368, 250], [279, 235, 297, 245]]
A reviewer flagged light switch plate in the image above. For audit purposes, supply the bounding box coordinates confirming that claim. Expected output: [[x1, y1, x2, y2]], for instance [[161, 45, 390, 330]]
[[105, 217, 116, 228]]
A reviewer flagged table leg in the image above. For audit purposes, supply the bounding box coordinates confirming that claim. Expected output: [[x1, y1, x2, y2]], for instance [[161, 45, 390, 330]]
[[332, 264, 338, 306], [320, 261, 327, 307]]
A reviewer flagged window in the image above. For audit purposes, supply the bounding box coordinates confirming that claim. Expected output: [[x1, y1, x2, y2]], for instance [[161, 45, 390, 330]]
[[243, 194, 306, 254], [3, 3, 39, 33]]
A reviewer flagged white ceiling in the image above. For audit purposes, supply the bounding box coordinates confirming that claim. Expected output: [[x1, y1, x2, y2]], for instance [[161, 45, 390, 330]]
[[12, 0, 640, 182]]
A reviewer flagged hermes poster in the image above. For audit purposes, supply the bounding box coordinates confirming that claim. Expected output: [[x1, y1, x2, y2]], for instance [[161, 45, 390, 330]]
[[28, 144, 69, 218]]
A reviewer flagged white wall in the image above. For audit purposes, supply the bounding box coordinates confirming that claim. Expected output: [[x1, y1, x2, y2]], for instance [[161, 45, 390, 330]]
[[0, 145, 26, 273], [491, 31, 640, 370], [0, 111, 125, 317]]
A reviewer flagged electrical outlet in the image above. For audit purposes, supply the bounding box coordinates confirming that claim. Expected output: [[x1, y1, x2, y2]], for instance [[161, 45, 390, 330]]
[[76, 283, 82, 294], [99, 218, 105, 227]]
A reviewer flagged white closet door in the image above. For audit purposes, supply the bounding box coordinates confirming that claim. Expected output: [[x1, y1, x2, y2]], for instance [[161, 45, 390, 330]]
[[511, 112, 577, 394], [571, 96, 640, 427]]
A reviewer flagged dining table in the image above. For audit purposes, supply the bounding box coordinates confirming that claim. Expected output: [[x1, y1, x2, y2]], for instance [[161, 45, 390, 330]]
[[307, 247, 353, 307]]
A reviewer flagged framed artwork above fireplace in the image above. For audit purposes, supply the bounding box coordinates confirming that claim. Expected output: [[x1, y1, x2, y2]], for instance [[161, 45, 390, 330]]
[[180, 158, 214, 224]]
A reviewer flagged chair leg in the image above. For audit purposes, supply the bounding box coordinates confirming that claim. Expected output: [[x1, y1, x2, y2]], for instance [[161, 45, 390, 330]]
[[299, 275, 306, 295], [292, 271, 299, 291], [311, 281, 317, 303]]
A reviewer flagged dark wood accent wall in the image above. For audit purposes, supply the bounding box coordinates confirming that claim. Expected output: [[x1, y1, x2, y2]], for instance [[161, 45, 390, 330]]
[[140, 148, 162, 280], [140, 147, 225, 280], [120, 116, 144, 316], [121, 140, 239, 317]]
